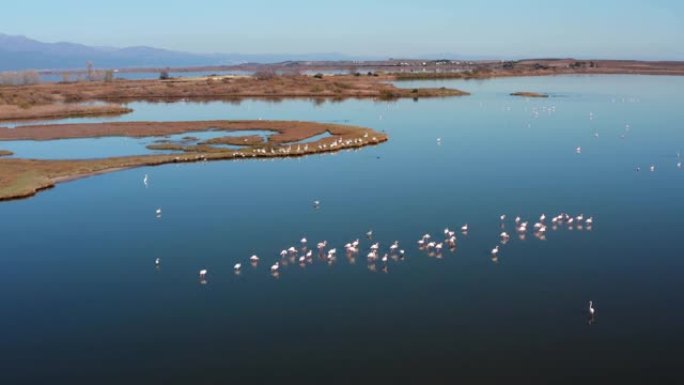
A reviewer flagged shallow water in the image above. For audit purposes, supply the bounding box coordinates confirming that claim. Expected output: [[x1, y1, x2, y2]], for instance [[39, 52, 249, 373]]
[[1, 75, 683, 384], [0, 130, 280, 159]]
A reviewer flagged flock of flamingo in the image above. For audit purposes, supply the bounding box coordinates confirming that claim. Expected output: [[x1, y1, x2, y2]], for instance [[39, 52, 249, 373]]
[[145, 170, 598, 319]]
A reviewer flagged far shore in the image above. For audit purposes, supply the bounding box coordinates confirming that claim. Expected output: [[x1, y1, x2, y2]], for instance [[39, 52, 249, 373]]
[[3, 59, 683, 121], [0, 73, 467, 122]]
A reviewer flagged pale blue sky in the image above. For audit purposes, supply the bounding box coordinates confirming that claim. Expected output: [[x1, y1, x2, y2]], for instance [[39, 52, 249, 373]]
[[3, 0, 684, 59]]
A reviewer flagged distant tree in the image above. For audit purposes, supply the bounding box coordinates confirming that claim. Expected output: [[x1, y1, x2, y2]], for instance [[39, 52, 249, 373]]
[[254, 68, 277, 80], [104, 70, 114, 83], [21, 70, 40, 85], [86, 61, 94, 81]]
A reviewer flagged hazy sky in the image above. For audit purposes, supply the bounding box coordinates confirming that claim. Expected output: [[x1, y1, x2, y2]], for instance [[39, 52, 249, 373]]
[[3, 0, 684, 59]]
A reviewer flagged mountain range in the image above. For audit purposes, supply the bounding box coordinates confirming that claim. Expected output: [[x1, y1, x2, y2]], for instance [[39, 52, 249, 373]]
[[0, 33, 358, 72]]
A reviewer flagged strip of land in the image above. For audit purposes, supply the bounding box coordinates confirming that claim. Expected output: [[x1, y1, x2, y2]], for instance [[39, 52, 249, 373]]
[[0, 120, 387, 201], [0, 74, 467, 121], [0, 103, 132, 121], [510, 92, 548, 98]]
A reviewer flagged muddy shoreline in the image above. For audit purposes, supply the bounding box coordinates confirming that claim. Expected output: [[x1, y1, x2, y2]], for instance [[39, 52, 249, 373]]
[[0, 120, 388, 202]]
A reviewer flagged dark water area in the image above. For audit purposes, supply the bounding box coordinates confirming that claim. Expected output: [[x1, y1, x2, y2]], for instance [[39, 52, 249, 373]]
[[1, 75, 683, 384]]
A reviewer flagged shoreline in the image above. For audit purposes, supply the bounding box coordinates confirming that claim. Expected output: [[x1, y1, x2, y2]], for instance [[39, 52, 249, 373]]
[[0, 74, 467, 122], [0, 120, 388, 202]]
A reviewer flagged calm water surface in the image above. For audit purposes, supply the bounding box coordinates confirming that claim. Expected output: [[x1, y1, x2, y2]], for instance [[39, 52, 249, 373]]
[[1, 76, 683, 384]]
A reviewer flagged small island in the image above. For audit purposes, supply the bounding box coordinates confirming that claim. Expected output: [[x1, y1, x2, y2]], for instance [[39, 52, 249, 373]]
[[0, 120, 388, 201], [510, 91, 549, 98], [0, 149, 13, 157]]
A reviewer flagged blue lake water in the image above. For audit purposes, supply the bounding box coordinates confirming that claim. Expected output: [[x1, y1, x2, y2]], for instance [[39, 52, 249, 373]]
[[1, 75, 683, 384]]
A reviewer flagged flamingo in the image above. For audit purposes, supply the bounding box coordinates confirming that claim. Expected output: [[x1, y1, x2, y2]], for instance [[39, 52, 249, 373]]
[[300, 237, 307, 245], [366, 229, 373, 239], [155, 257, 160, 266], [250, 255, 259, 263], [588, 300, 595, 316], [199, 269, 207, 279], [155, 208, 162, 217], [491, 246, 499, 256], [576, 146, 582, 154], [270, 262, 279, 273], [234, 263, 241, 271], [461, 224, 469, 233], [585, 217, 593, 225], [143, 174, 149, 187]]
